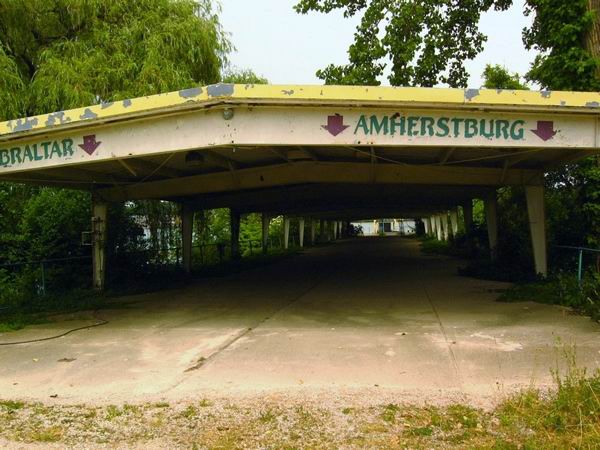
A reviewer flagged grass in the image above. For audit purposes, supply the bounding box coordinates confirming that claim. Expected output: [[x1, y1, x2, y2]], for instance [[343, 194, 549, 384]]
[[1, 357, 599, 448]]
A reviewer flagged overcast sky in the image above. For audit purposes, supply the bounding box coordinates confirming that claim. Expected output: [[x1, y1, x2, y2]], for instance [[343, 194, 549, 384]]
[[220, 0, 536, 88]]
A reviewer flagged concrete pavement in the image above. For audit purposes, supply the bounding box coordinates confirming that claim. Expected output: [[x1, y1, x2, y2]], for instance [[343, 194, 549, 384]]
[[0, 237, 598, 405]]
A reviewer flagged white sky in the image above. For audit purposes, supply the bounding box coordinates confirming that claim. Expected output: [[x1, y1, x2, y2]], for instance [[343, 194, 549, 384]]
[[220, 0, 536, 88]]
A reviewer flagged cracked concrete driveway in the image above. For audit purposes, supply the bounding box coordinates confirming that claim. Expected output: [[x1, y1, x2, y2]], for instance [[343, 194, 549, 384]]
[[1, 237, 599, 405]]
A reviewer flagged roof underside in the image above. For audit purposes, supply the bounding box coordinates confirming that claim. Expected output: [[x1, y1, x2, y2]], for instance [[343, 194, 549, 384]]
[[0, 84, 599, 218]]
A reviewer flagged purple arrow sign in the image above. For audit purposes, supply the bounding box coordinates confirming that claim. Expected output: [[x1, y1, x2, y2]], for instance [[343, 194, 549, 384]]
[[322, 114, 349, 136], [79, 135, 102, 155], [531, 121, 557, 141]]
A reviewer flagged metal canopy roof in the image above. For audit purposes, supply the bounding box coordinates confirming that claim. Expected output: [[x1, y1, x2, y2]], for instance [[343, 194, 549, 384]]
[[1, 84, 599, 218]]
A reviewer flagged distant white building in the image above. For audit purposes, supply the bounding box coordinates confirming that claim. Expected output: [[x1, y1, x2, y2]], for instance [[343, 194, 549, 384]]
[[352, 219, 416, 236]]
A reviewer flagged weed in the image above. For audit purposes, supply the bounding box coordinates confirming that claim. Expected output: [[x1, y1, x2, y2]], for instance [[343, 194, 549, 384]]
[[181, 405, 198, 419], [28, 426, 63, 442], [0, 400, 24, 412], [198, 399, 212, 408], [381, 403, 401, 423], [105, 405, 123, 420]]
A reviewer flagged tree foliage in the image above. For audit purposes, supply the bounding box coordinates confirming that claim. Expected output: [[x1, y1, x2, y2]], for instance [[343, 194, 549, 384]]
[[0, 0, 231, 120], [524, 0, 600, 91], [295, 0, 513, 87], [482, 64, 528, 90]]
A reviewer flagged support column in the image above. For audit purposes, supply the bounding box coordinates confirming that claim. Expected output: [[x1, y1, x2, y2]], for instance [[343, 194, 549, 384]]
[[283, 216, 290, 249], [262, 213, 270, 254], [92, 199, 108, 291], [450, 210, 459, 237], [526, 185, 548, 276], [298, 218, 305, 248], [423, 218, 430, 236], [181, 204, 194, 274], [320, 219, 326, 242], [441, 213, 449, 241], [310, 219, 316, 245], [484, 192, 498, 260], [435, 215, 443, 240], [463, 201, 474, 234], [230, 209, 241, 260], [333, 220, 338, 240]]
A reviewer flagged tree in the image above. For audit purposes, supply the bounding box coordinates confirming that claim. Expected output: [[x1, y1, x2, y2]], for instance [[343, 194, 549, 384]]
[[295, 1, 600, 90], [0, 0, 231, 120], [294, 0, 513, 87], [482, 65, 528, 90], [524, 0, 600, 91], [222, 68, 269, 84]]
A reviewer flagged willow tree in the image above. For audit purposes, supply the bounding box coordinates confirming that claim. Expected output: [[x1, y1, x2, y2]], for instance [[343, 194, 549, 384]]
[[0, 0, 232, 287], [0, 0, 231, 121]]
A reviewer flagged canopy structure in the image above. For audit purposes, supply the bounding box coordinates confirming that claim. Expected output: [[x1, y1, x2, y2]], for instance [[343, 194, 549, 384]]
[[2, 84, 600, 288]]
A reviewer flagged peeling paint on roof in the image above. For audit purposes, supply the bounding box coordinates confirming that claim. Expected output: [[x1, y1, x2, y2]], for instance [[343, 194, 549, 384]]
[[2, 84, 600, 140], [80, 108, 98, 120], [464, 89, 480, 101], [541, 91, 552, 98], [13, 118, 39, 132], [179, 87, 203, 98], [101, 102, 114, 109], [45, 111, 70, 127], [207, 83, 234, 97]]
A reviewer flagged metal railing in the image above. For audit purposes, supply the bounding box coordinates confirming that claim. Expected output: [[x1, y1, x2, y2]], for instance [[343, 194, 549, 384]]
[[554, 245, 600, 284], [0, 255, 91, 296]]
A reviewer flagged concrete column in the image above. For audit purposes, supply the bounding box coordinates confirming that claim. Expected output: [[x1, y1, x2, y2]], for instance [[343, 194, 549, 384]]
[[450, 210, 459, 237], [423, 218, 430, 236], [261, 213, 270, 254], [320, 219, 326, 242], [484, 192, 498, 259], [463, 201, 474, 234], [333, 220, 338, 240], [435, 215, 442, 240], [181, 204, 194, 274], [441, 214, 449, 241], [298, 218, 305, 248], [310, 219, 316, 244], [283, 217, 290, 249], [526, 185, 548, 276], [92, 199, 108, 291], [230, 209, 241, 260]]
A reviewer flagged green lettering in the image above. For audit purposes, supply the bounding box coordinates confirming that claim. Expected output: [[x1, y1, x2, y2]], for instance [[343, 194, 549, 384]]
[[408, 116, 420, 136], [30, 144, 43, 161], [390, 114, 405, 135], [10, 147, 22, 165], [0, 149, 9, 166], [50, 141, 62, 158], [420, 117, 435, 137], [464, 119, 478, 138], [370, 115, 389, 135], [62, 139, 74, 156], [354, 115, 369, 134], [480, 119, 495, 139], [510, 120, 525, 140], [23, 145, 34, 162], [41, 141, 51, 158], [436, 118, 450, 137], [451, 118, 464, 137], [496, 120, 510, 139]]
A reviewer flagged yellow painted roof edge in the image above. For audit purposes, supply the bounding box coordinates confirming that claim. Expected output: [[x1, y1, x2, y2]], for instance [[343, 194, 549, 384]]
[[1, 84, 600, 140]]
